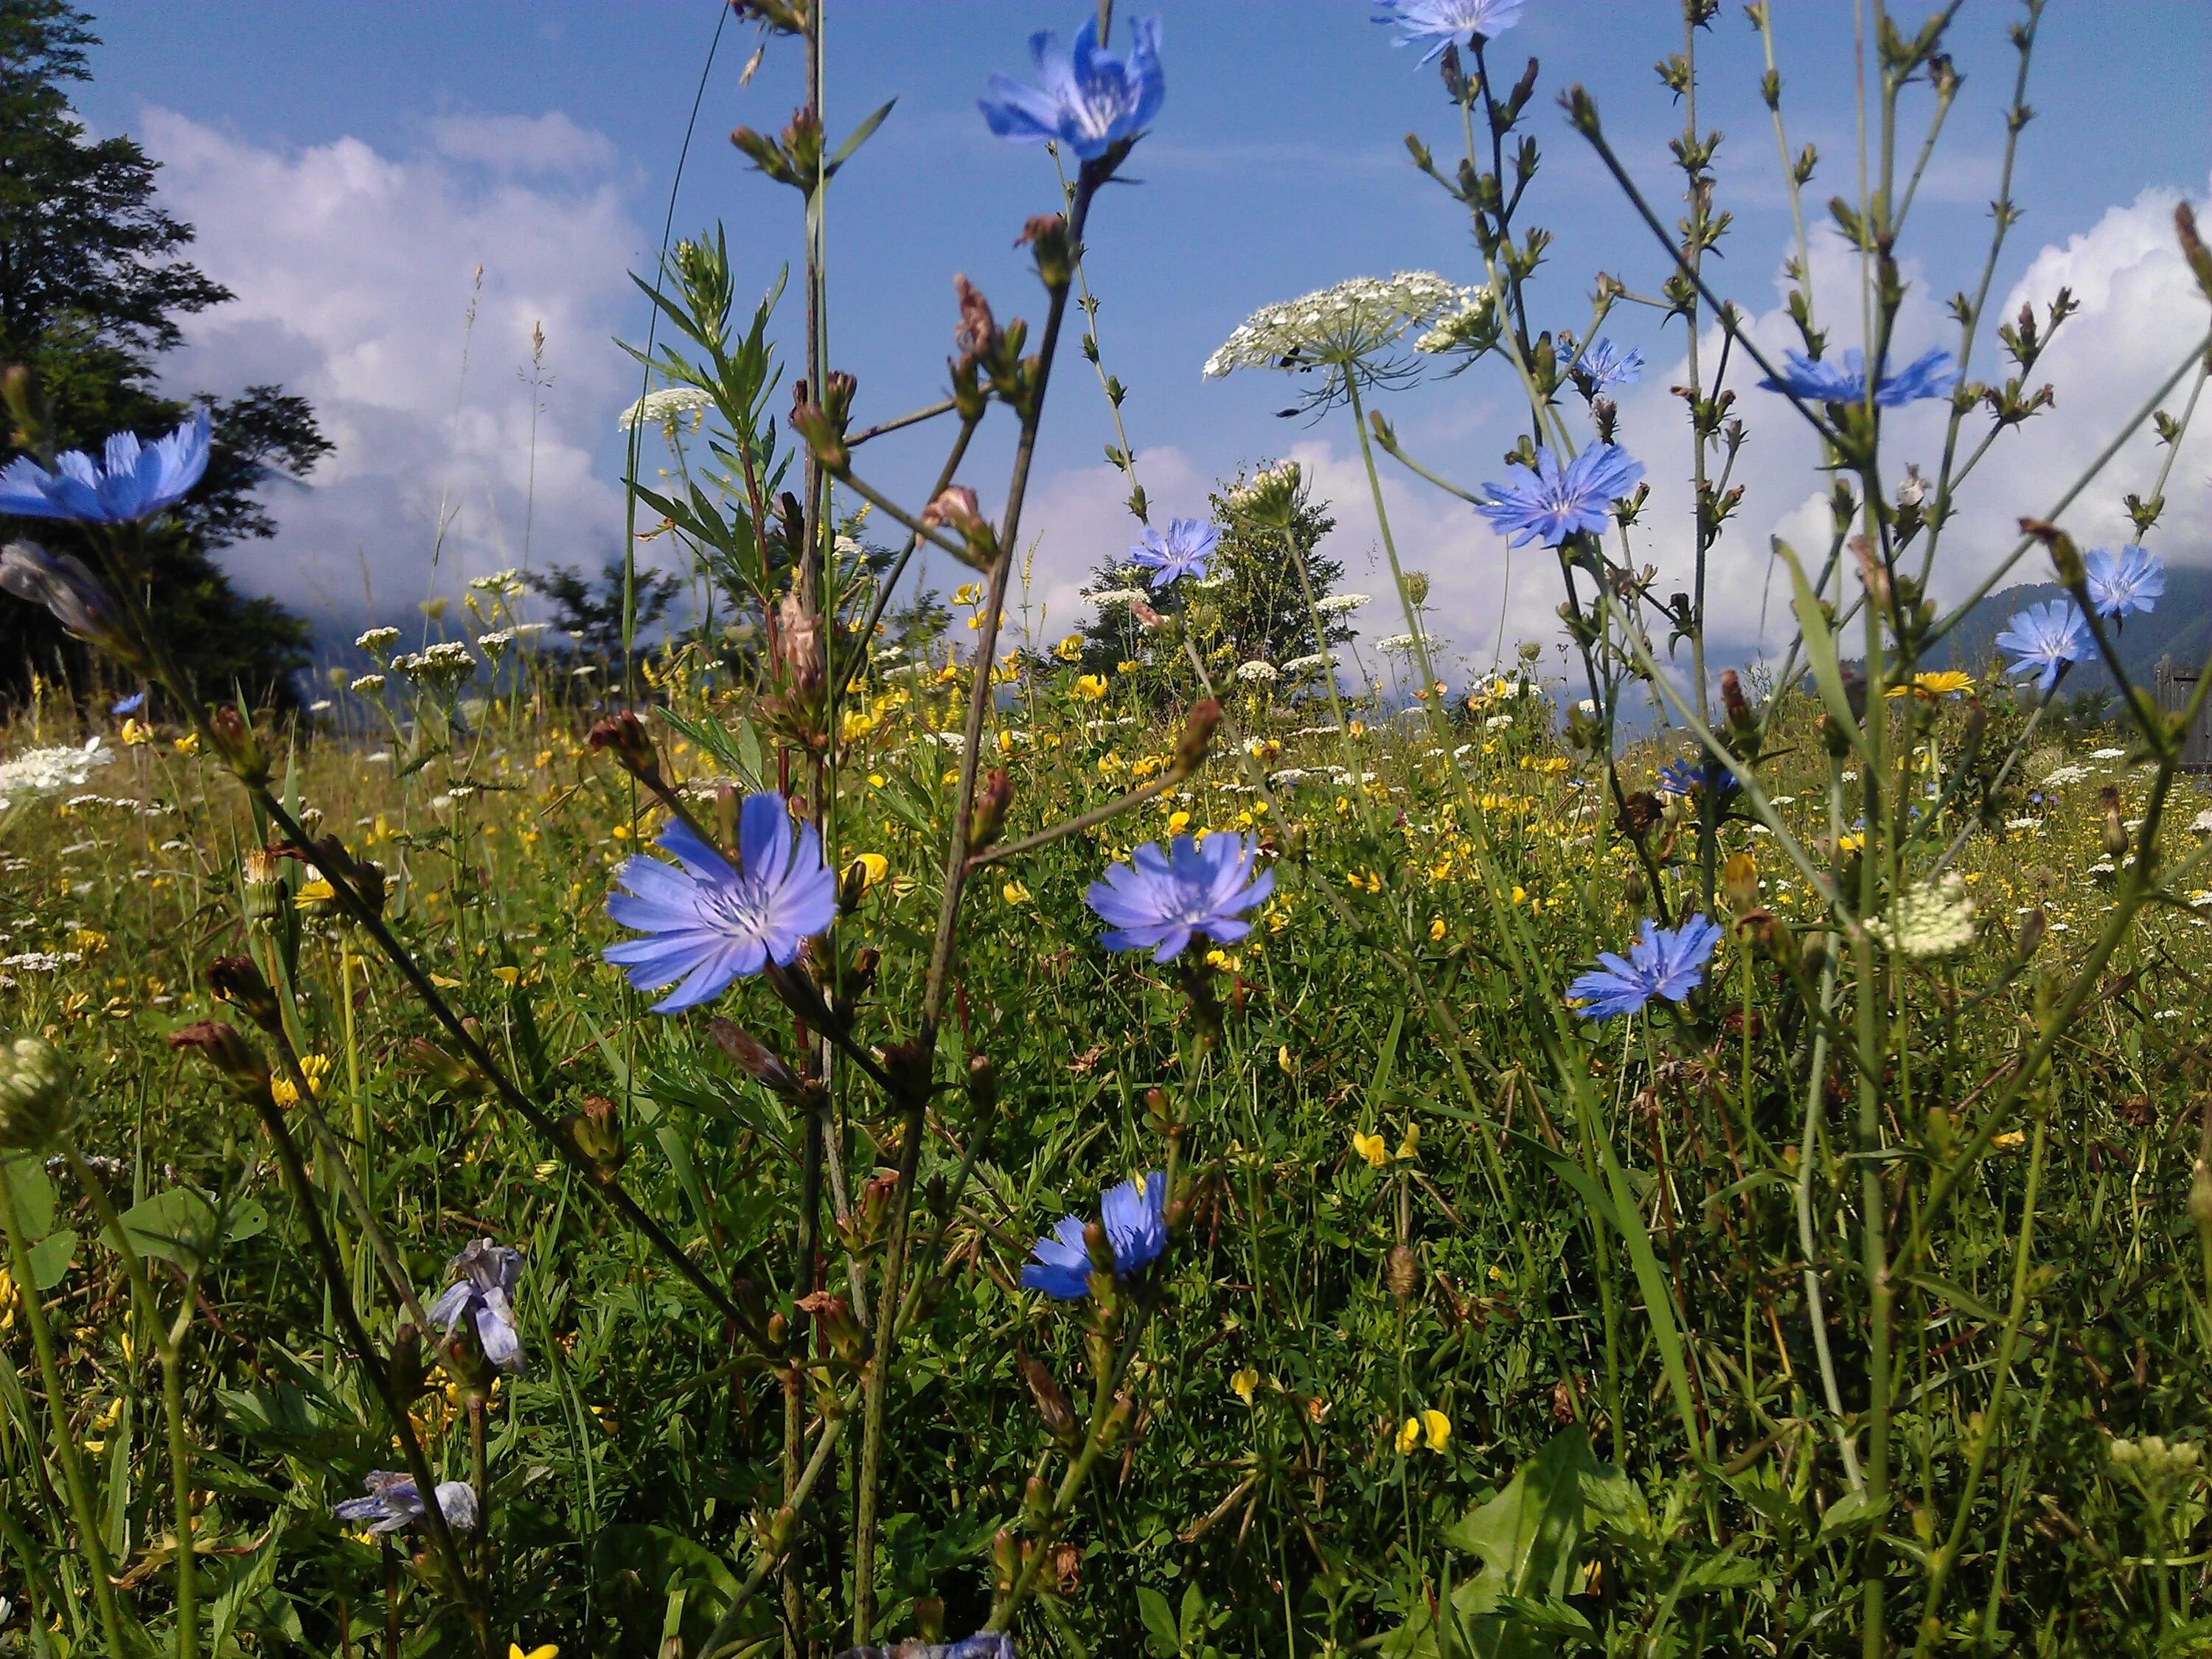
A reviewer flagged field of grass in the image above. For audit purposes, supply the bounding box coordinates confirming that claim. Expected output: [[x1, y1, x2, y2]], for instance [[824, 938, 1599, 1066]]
[[4, 638, 2212, 1658]]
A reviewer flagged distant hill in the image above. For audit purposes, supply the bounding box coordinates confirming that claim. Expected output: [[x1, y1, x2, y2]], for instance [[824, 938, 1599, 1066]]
[[1929, 564, 2212, 692]]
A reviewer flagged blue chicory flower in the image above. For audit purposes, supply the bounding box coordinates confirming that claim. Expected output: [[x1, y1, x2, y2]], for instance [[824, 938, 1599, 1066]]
[[1573, 338, 1644, 394], [1021, 1171, 1168, 1300], [1994, 598, 2090, 692], [1373, 0, 1527, 61], [1128, 517, 1218, 587], [427, 1238, 527, 1374], [1086, 832, 1273, 961], [332, 1471, 481, 1535], [1759, 347, 1958, 408], [1477, 444, 1644, 549], [978, 14, 1164, 161], [1657, 757, 1741, 802], [2083, 543, 2163, 619], [0, 411, 211, 524], [111, 691, 146, 715], [604, 793, 838, 1012], [1568, 916, 1725, 1022]]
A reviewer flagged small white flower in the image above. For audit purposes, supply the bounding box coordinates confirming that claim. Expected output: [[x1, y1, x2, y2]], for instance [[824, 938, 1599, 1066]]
[[1485, 714, 1512, 731], [2090, 746, 2127, 761], [355, 626, 401, 655], [1316, 593, 1369, 616], [1235, 660, 1279, 683], [1281, 652, 1335, 674], [2038, 763, 2090, 788], [0, 740, 112, 814], [1083, 588, 1149, 608], [1868, 874, 1977, 959], [1204, 273, 1477, 378]]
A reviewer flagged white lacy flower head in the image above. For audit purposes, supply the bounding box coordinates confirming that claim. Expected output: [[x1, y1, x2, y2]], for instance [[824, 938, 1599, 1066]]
[[1414, 287, 1500, 354], [1203, 273, 1477, 378], [478, 628, 515, 660], [394, 641, 478, 686], [619, 386, 715, 432], [0, 738, 111, 813], [1868, 874, 1976, 959], [1377, 633, 1427, 654], [1235, 660, 1279, 683], [350, 674, 387, 695], [467, 568, 526, 596], [1316, 593, 1369, 616], [1084, 588, 1149, 608], [355, 626, 401, 657], [2089, 746, 2127, 761], [2037, 763, 2090, 789], [1281, 652, 1335, 674]]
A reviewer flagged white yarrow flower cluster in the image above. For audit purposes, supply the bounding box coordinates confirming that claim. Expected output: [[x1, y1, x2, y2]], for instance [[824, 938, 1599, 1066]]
[[356, 626, 401, 657], [619, 386, 715, 432], [1377, 633, 1427, 653], [1203, 273, 1477, 378], [1085, 588, 1149, 608], [394, 641, 478, 686], [1316, 593, 1368, 616], [2037, 763, 2091, 789], [1868, 874, 1977, 959], [0, 739, 111, 814], [1235, 660, 1279, 683], [467, 568, 526, 597], [1281, 652, 1335, 675]]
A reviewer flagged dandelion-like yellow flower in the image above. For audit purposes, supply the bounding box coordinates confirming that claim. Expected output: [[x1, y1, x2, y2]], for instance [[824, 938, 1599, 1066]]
[[1885, 669, 1975, 700], [271, 1052, 333, 1108]]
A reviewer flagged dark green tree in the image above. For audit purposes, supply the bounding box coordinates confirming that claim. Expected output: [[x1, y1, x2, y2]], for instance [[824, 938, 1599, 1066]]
[[1077, 463, 1350, 682], [0, 0, 330, 708], [525, 557, 684, 671]]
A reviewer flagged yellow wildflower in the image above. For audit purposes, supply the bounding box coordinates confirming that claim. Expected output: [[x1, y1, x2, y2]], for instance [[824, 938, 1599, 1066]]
[[1231, 1368, 1259, 1405], [1001, 881, 1032, 905], [1166, 810, 1192, 835], [119, 718, 152, 747], [1419, 1408, 1451, 1450], [1351, 1130, 1390, 1170], [173, 732, 201, 755], [272, 1052, 334, 1108], [511, 1646, 560, 1659], [1397, 1124, 1421, 1161], [1396, 1417, 1422, 1454], [1428, 918, 1446, 942], [849, 853, 889, 891], [1054, 634, 1084, 662], [1073, 674, 1109, 701]]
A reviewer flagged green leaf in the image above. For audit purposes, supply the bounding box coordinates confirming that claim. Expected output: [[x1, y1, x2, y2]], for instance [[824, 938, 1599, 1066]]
[[1136, 1586, 1180, 1658], [1775, 536, 1867, 759], [1444, 1427, 1608, 1608], [827, 98, 897, 176], [1, 1154, 58, 1241], [24, 1228, 75, 1291], [1817, 1485, 1886, 1542], [110, 1187, 260, 1267]]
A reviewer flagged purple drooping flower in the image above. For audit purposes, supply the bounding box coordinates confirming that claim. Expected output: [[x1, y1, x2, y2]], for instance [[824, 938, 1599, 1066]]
[[604, 794, 838, 1012], [1994, 599, 2090, 692], [1373, 0, 1527, 62], [427, 1238, 526, 1374], [1021, 1172, 1168, 1300], [1477, 445, 1644, 549], [2083, 543, 2164, 620], [1128, 517, 1218, 587], [332, 1471, 481, 1535], [0, 411, 210, 524], [1087, 832, 1273, 961], [978, 14, 1164, 161], [1568, 916, 1725, 1022], [1759, 347, 1958, 408]]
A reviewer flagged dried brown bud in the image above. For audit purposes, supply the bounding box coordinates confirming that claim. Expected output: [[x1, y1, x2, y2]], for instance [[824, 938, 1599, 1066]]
[[1174, 699, 1221, 773], [775, 593, 824, 692], [1016, 214, 1071, 291], [586, 710, 661, 783], [167, 1020, 271, 1098], [969, 767, 1012, 850], [708, 1019, 804, 1097], [1386, 1243, 1419, 1300], [1022, 1355, 1078, 1444], [206, 956, 280, 1029], [953, 274, 1002, 367]]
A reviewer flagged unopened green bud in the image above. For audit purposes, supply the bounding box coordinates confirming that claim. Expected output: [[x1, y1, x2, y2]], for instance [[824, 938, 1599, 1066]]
[[166, 1020, 271, 1099], [208, 706, 270, 786], [0, 1035, 75, 1152]]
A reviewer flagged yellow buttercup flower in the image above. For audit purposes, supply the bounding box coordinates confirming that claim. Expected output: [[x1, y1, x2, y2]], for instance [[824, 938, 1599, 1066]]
[[1073, 673, 1108, 701], [1351, 1130, 1389, 1170]]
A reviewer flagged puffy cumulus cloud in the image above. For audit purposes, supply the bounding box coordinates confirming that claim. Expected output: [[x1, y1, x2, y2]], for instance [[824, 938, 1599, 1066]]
[[139, 107, 658, 629]]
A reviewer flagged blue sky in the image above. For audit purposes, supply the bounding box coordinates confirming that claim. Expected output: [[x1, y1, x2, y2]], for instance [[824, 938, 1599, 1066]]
[[74, 1, 2212, 676]]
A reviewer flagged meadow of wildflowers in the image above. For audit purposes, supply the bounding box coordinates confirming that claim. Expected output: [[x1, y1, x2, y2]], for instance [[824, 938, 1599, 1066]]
[[5, 4, 2212, 1659]]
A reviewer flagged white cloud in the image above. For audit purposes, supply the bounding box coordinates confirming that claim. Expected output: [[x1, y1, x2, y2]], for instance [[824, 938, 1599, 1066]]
[[139, 107, 655, 629]]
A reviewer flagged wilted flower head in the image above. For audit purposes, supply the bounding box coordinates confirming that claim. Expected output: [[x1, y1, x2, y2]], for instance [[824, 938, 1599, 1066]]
[[1567, 916, 1724, 1022], [1087, 832, 1273, 961], [603, 796, 837, 1012], [618, 386, 715, 434], [1478, 445, 1644, 548], [1759, 347, 1958, 408], [1994, 599, 2089, 692], [1204, 273, 1475, 381], [978, 13, 1164, 161], [1373, 0, 1527, 61], [1129, 518, 1217, 587], [0, 411, 210, 524], [1868, 874, 1976, 959], [332, 1471, 481, 1535], [2084, 543, 2164, 619], [1021, 1171, 1168, 1300], [0, 541, 130, 655], [428, 1239, 526, 1374]]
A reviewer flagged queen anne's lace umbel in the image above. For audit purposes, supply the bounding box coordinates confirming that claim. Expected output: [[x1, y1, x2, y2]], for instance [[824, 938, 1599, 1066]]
[[1203, 273, 1478, 378]]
